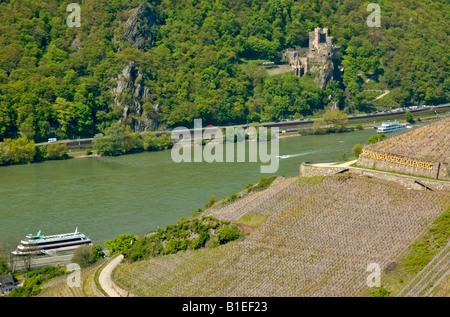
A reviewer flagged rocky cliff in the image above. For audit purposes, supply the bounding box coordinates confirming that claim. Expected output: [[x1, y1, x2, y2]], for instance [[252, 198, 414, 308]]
[[123, 3, 159, 50], [110, 62, 158, 132], [110, 3, 161, 131]]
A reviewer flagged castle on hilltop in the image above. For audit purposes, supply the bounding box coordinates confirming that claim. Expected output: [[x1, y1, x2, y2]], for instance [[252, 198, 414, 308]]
[[282, 27, 340, 88]]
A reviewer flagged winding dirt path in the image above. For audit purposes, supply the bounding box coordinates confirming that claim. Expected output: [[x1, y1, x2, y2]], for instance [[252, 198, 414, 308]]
[[98, 254, 124, 297]]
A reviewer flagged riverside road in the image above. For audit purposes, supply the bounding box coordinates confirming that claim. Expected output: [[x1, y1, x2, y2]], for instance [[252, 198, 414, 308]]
[[35, 104, 450, 149]]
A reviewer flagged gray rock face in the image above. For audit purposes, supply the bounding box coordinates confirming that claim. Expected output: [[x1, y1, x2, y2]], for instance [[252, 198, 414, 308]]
[[123, 4, 157, 50], [109, 4, 162, 131], [110, 62, 158, 131]]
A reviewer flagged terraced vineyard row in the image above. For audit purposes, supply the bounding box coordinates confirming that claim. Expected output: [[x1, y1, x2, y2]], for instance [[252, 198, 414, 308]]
[[205, 176, 298, 222], [396, 240, 450, 297], [113, 174, 450, 296]]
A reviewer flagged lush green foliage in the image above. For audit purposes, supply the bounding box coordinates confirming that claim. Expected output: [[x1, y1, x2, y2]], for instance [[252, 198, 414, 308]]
[[45, 142, 68, 160], [367, 133, 386, 145], [226, 193, 239, 203], [122, 216, 241, 262], [312, 109, 349, 134], [8, 266, 66, 297], [255, 175, 278, 191], [0, 137, 36, 165], [405, 111, 415, 124], [104, 233, 139, 255], [403, 209, 450, 274], [71, 244, 105, 268], [204, 196, 217, 209], [93, 122, 173, 156], [352, 144, 363, 158], [0, 258, 8, 275], [0, 137, 68, 165], [217, 225, 241, 244], [369, 286, 392, 297], [0, 0, 447, 143]]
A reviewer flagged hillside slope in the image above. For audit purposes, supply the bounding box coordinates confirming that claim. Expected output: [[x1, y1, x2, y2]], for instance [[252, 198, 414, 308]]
[[0, 0, 449, 141], [112, 174, 449, 296]]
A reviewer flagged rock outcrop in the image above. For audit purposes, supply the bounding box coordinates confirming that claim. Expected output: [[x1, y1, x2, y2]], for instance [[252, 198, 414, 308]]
[[110, 3, 162, 131], [110, 62, 158, 132], [123, 3, 158, 50]]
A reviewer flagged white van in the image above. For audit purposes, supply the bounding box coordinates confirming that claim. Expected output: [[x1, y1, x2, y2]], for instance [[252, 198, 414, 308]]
[[48, 138, 57, 143]]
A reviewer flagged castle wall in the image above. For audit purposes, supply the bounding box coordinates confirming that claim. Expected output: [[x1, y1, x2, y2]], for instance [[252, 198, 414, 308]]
[[281, 27, 339, 89]]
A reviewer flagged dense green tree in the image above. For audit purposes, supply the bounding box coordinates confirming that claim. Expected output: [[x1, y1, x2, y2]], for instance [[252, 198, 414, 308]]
[[352, 144, 363, 158], [104, 234, 138, 255], [405, 111, 415, 124], [0, 0, 447, 143], [71, 244, 105, 268], [45, 142, 68, 160]]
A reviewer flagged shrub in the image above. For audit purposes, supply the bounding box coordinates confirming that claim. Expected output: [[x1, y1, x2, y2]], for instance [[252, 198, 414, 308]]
[[226, 193, 239, 203], [256, 175, 277, 191], [405, 111, 415, 123], [164, 239, 189, 254], [205, 196, 217, 209], [0, 258, 8, 275], [46, 142, 68, 160], [71, 244, 105, 268], [104, 234, 138, 255], [369, 286, 392, 297], [352, 144, 363, 158], [0, 137, 36, 165], [339, 152, 347, 161], [367, 133, 386, 144], [8, 266, 66, 297], [217, 226, 241, 244], [121, 216, 239, 262], [192, 232, 210, 249], [141, 131, 159, 151]]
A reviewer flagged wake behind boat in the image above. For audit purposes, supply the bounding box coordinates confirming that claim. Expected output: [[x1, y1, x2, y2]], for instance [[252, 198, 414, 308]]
[[12, 227, 92, 256]]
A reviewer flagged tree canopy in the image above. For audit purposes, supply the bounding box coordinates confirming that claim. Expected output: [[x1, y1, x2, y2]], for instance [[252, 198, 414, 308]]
[[0, 0, 448, 142]]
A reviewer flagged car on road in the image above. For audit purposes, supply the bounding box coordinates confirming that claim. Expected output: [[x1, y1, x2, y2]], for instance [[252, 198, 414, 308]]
[[47, 138, 57, 143]]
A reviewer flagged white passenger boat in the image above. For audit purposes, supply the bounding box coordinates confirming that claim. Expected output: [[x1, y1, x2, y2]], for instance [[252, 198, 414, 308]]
[[377, 121, 407, 133], [12, 228, 92, 255]]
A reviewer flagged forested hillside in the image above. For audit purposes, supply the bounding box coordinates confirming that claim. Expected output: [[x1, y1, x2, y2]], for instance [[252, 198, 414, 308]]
[[0, 0, 448, 142]]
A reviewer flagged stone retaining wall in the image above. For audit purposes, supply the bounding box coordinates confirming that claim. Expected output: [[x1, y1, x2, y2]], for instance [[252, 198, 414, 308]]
[[299, 164, 348, 177], [299, 164, 450, 192], [356, 148, 449, 181]]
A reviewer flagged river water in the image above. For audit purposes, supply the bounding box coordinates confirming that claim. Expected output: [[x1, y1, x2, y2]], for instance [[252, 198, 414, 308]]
[[0, 129, 376, 244]]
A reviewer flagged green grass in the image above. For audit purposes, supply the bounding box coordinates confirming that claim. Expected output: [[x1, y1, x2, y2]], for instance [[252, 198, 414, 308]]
[[297, 176, 324, 187], [235, 213, 270, 228]]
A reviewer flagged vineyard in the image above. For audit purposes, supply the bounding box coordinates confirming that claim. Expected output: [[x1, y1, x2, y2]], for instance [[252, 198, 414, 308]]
[[36, 262, 102, 297], [367, 117, 450, 163], [112, 173, 450, 296], [396, 240, 450, 297]]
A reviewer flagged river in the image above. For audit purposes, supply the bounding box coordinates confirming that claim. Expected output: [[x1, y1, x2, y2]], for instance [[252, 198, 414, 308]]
[[0, 129, 377, 244]]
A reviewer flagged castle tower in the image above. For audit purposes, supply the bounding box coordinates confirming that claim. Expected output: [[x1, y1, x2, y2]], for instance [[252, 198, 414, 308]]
[[308, 27, 334, 59], [281, 27, 339, 88]]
